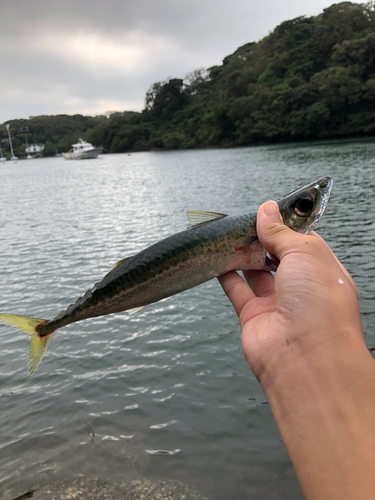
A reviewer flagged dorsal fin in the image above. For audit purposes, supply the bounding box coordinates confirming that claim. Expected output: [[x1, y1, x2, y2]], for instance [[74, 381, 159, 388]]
[[102, 256, 132, 279], [187, 210, 228, 228], [112, 256, 131, 270]]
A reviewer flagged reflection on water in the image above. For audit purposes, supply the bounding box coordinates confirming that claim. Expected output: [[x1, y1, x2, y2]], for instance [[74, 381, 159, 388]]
[[0, 139, 374, 500]]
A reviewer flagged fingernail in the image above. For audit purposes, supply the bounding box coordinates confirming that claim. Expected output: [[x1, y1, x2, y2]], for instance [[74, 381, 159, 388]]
[[263, 200, 279, 218]]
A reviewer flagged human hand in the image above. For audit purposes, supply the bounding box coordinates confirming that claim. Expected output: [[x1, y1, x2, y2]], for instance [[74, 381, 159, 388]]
[[218, 200, 363, 389], [219, 201, 375, 500]]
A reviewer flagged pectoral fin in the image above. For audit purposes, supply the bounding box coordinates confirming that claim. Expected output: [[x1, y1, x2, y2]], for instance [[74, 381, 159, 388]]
[[127, 306, 145, 315]]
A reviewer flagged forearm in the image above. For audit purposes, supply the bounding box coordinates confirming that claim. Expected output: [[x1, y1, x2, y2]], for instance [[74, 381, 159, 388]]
[[263, 335, 375, 500]]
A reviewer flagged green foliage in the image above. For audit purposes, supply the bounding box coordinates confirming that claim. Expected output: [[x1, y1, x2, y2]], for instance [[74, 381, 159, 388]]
[[2, 1, 375, 156], [332, 32, 375, 78], [1, 114, 109, 158], [90, 0, 375, 149], [145, 78, 189, 120]]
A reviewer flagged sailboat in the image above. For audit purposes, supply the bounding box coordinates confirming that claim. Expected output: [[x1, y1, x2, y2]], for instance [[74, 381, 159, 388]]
[[0, 146, 6, 163], [5, 124, 18, 161]]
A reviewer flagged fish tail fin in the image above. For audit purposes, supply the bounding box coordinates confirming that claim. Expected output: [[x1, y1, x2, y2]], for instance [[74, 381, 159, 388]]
[[0, 313, 54, 374]]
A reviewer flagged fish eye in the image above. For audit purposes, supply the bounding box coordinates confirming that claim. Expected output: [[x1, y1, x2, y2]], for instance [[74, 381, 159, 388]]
[[293, 192, 315, 217]]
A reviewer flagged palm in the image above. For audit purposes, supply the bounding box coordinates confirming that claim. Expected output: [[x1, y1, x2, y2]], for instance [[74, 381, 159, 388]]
[[218, 236, 360, 383]]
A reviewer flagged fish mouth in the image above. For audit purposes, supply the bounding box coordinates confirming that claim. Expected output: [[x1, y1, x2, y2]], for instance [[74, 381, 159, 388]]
[[318, 176, 334, 216], [302, 176, 334, 234], [264, 253, 280, 272]]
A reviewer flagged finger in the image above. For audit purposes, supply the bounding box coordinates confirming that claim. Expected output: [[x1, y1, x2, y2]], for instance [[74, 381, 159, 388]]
[[242, 269, 275, 297], [217, 271, 256, 318], [257, 201, 303, 260]]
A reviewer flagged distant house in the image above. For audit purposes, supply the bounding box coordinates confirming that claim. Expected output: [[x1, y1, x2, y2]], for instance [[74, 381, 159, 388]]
[[26, 143, 45, 158]]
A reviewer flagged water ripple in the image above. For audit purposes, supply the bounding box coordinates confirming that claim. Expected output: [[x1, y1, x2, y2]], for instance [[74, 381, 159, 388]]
[[0, 142, 374, 500]]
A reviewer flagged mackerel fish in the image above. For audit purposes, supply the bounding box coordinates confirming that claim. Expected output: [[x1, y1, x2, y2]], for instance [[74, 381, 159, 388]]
[[0, 177, 333, 374]]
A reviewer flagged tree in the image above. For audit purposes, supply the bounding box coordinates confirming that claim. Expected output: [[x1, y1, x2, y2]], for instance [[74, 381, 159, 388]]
[[332, 32, 375, 78], [184, 68, 210, 95], [144, 78, 188, 120]]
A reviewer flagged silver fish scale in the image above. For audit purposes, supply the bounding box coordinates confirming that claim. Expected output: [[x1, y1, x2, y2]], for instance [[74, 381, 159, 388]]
[[43, 212, 258, 332]]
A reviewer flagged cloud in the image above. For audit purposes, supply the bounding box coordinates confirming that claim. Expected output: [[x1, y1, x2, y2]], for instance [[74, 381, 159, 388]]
[[0, 0, 364, 123]]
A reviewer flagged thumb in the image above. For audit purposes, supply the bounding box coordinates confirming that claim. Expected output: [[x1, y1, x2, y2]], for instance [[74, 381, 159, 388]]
[[257, 200, 303, 260]]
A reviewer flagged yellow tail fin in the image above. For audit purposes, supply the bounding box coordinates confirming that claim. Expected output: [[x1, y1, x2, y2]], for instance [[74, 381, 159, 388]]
[[0, 314, 53, 374]]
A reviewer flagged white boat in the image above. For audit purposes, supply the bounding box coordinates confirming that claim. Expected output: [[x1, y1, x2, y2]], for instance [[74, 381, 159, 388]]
[[5, 124, 18, 161], [0, 146, 6, 163], [63, 139, 102, 160]]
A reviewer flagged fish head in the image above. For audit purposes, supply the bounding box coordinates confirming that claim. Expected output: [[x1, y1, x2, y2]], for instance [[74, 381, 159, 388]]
[[277, 176, 333, 235]]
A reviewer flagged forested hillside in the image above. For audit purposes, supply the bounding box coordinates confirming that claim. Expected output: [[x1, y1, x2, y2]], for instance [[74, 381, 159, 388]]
[[2, 1, 375, 157], [0, 115, 109, 158]]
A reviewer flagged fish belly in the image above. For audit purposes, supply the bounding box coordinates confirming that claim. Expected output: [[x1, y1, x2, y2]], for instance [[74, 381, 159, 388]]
[[49, 216, 264, 329], [86, 237, 265, 317]]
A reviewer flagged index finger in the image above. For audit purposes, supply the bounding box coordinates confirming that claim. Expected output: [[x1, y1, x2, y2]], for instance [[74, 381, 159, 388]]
[[242, 269, 275, 298], [218, 271, 256, 318]]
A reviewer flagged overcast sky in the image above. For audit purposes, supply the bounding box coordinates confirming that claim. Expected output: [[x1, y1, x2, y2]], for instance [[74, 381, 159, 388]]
[[0, 0, 362, 124]]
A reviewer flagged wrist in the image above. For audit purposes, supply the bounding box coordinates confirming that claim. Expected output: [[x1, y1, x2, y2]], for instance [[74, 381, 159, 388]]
[[261, 332, 375, 500], [258, 327, 372, 417], [257, 322, 366, 395]]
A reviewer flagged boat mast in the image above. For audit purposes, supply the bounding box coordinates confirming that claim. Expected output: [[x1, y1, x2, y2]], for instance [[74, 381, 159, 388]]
[[5, 124, 18, 160]]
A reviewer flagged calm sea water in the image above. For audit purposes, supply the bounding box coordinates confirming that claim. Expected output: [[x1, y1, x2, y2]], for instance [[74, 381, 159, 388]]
[[1, 140, 374, 499]]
